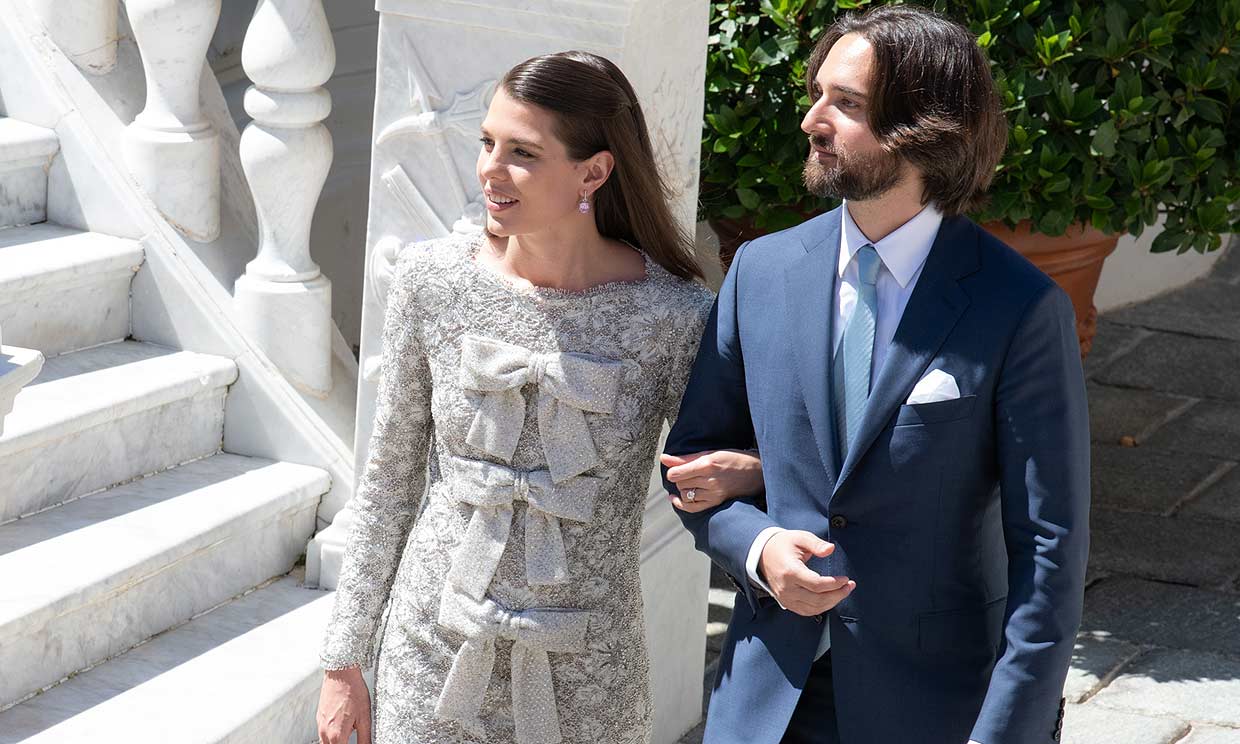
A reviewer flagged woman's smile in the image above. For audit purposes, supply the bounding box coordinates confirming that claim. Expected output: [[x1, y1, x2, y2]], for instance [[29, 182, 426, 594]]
[[484, 188, 520, 212]]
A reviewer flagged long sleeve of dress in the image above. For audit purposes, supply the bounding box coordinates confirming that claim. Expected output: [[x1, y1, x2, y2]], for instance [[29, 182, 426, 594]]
[[662, 294, 714, 431], [321, 246, 433, 670]]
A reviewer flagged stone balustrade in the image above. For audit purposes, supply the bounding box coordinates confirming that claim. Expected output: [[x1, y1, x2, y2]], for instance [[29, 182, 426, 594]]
[[27, 0, 119, 75], [123, 0, 222, 243], [33, 0, 337, 396], [233, 0, 336, 398]]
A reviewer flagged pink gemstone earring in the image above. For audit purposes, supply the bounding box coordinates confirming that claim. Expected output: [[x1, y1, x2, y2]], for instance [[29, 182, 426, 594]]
[[578, 194, 591, 214]]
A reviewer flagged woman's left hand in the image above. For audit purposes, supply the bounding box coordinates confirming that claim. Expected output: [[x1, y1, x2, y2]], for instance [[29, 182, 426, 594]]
[[659, 449, 763, 513]]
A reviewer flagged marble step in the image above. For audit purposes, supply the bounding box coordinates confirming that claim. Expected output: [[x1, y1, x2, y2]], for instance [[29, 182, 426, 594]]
[[0, 341, 238, 522], [0, 223, 144, 356], [0, 118, 59, 229], [0, 575, 334, 743], [0, 453, 329, 708]]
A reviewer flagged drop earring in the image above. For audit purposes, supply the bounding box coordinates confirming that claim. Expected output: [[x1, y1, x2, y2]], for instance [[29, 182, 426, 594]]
[[578, 193, 591, 214]]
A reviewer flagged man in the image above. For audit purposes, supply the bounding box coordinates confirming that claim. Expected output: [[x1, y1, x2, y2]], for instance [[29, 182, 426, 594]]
[[662, 5, 1090, 744]]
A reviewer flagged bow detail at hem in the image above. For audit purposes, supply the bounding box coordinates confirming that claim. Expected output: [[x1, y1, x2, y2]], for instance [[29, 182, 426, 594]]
[[435, 586, 593, 744], [459, 335, 623, 482]]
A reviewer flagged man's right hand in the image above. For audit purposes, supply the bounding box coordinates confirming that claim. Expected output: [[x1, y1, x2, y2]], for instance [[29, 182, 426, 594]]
[[317, 666, 372, 744], [759, 530, 856, 617]]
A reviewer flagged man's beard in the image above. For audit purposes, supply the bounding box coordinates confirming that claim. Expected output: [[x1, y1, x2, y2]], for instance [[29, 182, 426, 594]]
[[803, 136, 903, 201]]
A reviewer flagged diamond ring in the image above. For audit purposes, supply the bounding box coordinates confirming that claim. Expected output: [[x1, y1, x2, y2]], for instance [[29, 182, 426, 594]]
[[684, 488, 697, 502]]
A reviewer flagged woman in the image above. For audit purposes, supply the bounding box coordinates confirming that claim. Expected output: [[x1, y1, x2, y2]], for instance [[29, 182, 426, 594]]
[[316, 52, 763, 744]]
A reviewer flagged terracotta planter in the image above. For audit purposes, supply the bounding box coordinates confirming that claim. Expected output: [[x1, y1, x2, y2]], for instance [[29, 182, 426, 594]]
[[981, 221, 1119, 358]]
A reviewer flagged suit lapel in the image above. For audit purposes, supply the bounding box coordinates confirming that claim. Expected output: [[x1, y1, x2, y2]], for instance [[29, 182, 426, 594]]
[[833, 215, 979, 495], [784, 209, 843, 482]]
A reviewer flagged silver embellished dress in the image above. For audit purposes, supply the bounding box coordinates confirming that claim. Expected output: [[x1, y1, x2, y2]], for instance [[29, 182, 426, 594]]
[[321, 231, 714, 744]]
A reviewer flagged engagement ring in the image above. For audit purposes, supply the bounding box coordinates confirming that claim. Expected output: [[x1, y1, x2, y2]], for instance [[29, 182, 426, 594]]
[[684, 489, 697, 502]]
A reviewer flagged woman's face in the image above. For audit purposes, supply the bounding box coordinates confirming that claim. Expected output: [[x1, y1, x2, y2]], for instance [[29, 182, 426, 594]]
[[476, 87, 594, 238]]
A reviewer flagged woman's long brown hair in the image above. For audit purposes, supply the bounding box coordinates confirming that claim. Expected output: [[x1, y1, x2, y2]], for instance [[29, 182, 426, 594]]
[[499, 51, 703, 281]]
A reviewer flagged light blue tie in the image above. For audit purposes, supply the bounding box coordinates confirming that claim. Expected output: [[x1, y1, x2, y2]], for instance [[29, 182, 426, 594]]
[[833, 244, 881, 457], [817, 244, 880, 662]]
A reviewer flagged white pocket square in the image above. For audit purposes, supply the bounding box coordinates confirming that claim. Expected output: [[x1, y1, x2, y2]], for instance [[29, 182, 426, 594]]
[[905, 369, 960, 405]]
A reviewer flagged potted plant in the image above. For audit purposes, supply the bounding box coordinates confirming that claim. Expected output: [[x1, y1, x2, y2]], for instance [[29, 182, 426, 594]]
[[700, 0, 1240, 355]]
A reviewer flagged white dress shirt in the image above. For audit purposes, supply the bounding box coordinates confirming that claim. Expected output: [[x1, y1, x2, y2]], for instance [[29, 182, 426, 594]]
[[744, 201, 944, 612]]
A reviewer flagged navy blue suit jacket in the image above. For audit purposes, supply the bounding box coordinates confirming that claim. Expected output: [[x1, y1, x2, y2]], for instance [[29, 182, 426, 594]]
[[664, 208, 1090, 744]]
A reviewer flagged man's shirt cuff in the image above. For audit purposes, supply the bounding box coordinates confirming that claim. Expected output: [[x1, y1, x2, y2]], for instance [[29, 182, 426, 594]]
[[745, 526, 786, 608]]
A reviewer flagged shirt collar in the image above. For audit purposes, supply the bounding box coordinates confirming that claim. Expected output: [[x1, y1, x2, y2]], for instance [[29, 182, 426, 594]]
[[838, 200, 943, 288]]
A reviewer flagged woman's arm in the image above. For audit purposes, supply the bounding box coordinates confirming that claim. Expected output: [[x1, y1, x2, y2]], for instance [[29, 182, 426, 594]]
[[320, 245, 434, 671]]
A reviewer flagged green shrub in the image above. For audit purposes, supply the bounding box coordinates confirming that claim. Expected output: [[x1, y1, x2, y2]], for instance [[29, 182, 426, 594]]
[[699, 0, 1240, 253]]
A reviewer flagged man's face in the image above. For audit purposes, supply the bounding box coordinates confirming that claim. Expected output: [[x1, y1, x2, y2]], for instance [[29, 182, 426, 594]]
[[800, 33, 904, 201]]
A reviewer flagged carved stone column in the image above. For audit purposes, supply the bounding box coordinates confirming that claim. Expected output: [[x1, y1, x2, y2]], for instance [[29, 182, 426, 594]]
[[123, 0, 221, 242], [27, 0, 119, 74], [308, 3, 711, 742], [233, 0, 336, 398]]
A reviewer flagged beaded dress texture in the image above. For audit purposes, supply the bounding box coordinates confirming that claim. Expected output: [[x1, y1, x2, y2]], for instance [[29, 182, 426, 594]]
[[320, 231, 714, 744]]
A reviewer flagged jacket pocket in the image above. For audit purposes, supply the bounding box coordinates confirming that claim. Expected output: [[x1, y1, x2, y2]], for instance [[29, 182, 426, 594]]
[[918, 595, 1007, 656], [895, 394, 977, 426]]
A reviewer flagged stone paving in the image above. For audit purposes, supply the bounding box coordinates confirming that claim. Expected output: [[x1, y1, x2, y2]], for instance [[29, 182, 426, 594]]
[[679, 237, 1240, 743]]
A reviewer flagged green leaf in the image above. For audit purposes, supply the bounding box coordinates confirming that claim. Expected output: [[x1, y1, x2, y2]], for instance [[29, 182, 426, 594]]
[[1044, 173, 1072, 193], [751, 37, 789, 67], [1151, 229, 1185, 253], [1105, 1, 1129, 38], [736, 188, 761, 210], [1114, 72, 1141, 105], [732, 47, 751, 75], [1086, 193, 1116, 210], [1189, 98, 1226, 124]]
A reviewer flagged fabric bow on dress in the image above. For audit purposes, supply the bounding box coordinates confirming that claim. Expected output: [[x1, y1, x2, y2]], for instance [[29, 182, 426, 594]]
[[447, 456, 602, 600], [435, 586, 593, 744], [459, 335, 623, 482]]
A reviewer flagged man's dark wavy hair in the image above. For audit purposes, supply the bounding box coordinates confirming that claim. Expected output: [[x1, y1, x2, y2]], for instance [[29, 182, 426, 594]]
[[807, 4, 1009, 216]]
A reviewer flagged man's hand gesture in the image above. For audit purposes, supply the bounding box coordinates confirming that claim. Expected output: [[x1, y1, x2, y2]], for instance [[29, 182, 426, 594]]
[[758, 530, 855, 617]]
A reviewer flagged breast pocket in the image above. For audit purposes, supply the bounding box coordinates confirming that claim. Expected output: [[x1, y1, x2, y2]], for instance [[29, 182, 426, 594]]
[[895, 394, 977, 427]]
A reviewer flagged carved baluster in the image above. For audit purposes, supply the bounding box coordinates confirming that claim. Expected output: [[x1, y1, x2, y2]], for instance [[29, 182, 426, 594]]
[[123, 0, 222, 242], [233, 0, 335, 397], [28, 0, 119, 74]]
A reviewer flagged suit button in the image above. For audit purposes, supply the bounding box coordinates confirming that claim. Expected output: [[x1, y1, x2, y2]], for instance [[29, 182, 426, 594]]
[[830, 515, 848, 529]]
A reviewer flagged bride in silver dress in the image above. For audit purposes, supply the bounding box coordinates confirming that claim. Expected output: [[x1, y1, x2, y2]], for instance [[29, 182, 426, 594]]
[[315, 51, 764, 744]]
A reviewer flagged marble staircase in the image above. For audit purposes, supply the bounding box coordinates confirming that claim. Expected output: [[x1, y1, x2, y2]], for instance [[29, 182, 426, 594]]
[[0, 111, 335, 741], [0, 575, 334, 744]]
